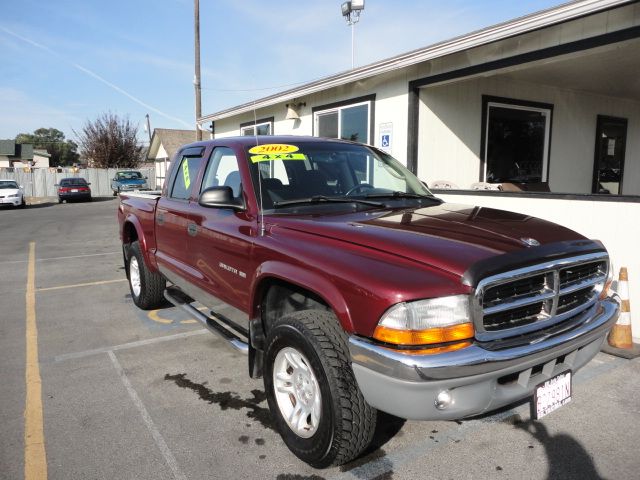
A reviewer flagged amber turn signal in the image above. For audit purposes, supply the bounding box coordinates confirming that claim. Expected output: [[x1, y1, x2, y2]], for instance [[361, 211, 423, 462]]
[[599, 278, 613, 300], [373, 322, 475, 346]]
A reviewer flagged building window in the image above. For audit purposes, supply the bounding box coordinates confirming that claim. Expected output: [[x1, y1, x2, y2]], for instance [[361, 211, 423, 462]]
[[313, 95, 374, 144], [481, 96, 552, 185], [592, 115, 627, 195], [240, 117, 274, 136]]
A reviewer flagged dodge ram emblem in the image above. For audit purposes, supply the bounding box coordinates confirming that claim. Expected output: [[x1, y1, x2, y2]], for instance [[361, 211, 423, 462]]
[[521, 237, 541, 247]]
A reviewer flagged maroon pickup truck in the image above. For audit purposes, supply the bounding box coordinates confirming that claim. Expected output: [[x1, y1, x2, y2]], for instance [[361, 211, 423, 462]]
[[118, 136, 618, 467]]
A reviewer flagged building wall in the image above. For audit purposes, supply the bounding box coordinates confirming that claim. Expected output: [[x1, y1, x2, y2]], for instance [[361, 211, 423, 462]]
[[437, 191, 640, 343], [418, 76, 640, 193], [213, 67, 418, 166]]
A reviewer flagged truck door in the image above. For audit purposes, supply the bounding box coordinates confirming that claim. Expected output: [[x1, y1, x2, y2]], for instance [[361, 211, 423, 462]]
[[154, 146, 205, 286], [189, 146, 256, 316]]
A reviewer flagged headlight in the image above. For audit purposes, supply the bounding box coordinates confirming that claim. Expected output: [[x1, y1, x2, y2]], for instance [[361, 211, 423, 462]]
[[9, 194, 19, 198], [373, 294, 474, 346]]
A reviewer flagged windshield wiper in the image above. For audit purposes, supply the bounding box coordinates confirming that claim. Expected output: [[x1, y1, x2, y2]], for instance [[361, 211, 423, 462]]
[[273, 195, 384, 208], [364, 191, 442, 202]]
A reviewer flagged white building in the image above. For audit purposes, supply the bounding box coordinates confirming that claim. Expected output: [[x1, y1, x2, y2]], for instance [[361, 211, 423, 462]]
[[198, 0, 640, 341], [147, 129, 197, 188]]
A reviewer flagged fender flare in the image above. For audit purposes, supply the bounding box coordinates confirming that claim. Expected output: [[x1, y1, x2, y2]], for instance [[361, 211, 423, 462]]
[[121, 214, 158, 272], [250, 260, 354, 333]]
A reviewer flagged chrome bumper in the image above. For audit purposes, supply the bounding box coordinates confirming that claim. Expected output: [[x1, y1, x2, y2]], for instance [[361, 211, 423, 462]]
[[348, 298, 618, 420]]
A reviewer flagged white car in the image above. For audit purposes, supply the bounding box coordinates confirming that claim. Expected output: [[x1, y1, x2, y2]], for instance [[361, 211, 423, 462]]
[[0, 180, 26, 208]]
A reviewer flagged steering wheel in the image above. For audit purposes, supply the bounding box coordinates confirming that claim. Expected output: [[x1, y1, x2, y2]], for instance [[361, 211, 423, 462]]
[[344, 183, 374, 196]]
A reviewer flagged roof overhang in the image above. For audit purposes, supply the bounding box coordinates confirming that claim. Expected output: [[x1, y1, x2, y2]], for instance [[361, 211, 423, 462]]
[[199, 0, 634, 124]]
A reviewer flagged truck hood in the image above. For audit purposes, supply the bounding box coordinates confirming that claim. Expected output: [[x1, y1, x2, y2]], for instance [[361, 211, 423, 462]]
[[270, 203, 586, 278], [117, 179, 146, 185]]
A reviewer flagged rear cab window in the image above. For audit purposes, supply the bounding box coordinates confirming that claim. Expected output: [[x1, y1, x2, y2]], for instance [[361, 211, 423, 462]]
[[167, 146, 206, 200]]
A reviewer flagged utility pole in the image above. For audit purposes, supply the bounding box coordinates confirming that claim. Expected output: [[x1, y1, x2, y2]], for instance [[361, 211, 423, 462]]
[[145, 114, 152, 143], [194, 0, 202, 141]]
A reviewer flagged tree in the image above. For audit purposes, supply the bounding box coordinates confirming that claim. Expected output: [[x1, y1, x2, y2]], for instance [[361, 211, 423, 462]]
[[15, 127, 79, 166], [76, 113, 143, 168]]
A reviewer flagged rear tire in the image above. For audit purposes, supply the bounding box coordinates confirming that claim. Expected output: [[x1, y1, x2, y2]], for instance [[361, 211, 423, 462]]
[[126, 241, 166, 309], [263, 310, 376, 468]]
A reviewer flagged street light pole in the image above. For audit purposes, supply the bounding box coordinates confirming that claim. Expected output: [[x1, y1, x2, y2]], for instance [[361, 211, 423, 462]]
[[341, 0, 365, 69], [194, 0, 202, 141]]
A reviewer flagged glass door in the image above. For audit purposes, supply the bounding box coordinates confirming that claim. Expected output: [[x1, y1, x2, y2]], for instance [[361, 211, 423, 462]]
[[592, 115, 627, 195]]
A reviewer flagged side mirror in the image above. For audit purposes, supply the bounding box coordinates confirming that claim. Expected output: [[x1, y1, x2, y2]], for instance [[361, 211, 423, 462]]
[[87, 183, 91, 185], [19, 185, 24, 189], [144, 176, 148, 179], [198, 186, 244, 210]]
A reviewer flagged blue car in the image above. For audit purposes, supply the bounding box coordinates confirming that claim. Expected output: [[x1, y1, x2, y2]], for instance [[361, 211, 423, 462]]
[[111, 171, 149, 196]]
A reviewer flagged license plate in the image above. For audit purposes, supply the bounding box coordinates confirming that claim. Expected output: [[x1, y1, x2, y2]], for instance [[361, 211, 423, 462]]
[[71, 189, 79, 192], [533, 371, 572, 419]]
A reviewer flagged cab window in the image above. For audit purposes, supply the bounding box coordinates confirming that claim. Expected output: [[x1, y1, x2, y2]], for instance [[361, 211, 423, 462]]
[[170, 154, 203, 200], [201, 147, 242, 198]]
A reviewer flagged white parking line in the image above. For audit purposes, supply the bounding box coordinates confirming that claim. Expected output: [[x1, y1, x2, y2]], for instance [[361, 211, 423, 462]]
[[37, 251, 121, 262], [37, 278, 127, 292], [108, 351, 187, 480], [0, 251, 121, 265], [52, 329, 208, 362]]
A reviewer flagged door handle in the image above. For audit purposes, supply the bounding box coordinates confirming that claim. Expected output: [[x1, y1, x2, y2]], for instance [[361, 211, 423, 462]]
[[157, 212, 165, 225], [187, 223, 198, 237]]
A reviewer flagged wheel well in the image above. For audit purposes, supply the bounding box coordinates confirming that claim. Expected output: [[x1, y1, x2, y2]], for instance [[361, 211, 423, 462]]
[[122, 221, 138, 247], [249, 279, 332, 379], [260, 280, 330, 335]]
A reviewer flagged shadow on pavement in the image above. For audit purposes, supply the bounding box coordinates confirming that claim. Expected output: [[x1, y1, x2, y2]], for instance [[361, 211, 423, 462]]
[[517, 420, 607, 480]]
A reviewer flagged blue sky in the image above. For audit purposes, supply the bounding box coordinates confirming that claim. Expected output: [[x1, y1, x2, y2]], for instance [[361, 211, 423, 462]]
[[0, 0, 564, 143]]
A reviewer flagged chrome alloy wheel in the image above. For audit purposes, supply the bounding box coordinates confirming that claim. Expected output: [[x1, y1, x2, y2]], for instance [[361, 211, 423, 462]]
[[129, 256, 141, 297], [273, 347, 322, 438]]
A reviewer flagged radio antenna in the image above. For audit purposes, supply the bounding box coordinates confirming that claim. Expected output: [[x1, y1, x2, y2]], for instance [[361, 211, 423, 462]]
[[252, 99, 266, 237]]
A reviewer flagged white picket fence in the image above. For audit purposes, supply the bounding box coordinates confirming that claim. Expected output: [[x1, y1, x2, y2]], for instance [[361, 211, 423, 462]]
[[0, 168, 157, 197]]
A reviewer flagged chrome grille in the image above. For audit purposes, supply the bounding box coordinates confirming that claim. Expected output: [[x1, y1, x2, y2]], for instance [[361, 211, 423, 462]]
[[473, 253, 608, 341]]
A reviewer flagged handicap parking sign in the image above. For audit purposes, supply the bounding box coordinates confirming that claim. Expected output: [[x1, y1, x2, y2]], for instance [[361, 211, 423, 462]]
[[381, 135, 390, 147]]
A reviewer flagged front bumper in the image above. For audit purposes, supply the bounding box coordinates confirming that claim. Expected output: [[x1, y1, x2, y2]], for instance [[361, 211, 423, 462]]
[[0, 196, 22, 206], [116, 184, 148, 192], [59, 192, 91, 201], [349, 297, 619, 420]]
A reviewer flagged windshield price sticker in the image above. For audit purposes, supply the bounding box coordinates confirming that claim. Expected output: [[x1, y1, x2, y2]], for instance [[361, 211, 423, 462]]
[[248, 144, 299, 155], [534, 371, 572, 419], [182, 160, 191, 188], [251, 153, 306, 163]]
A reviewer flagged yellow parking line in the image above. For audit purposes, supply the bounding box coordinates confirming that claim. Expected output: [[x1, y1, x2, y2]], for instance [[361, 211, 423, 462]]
[[37, 278, 127, 292], [25, 241, 47, 479]]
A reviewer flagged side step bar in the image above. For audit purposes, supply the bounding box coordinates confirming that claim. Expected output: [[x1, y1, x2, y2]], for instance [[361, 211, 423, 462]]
[[164, 287, 249, 355]]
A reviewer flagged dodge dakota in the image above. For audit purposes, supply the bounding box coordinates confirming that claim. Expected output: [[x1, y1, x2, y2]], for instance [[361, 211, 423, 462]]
[[117, 136, 619, 467]]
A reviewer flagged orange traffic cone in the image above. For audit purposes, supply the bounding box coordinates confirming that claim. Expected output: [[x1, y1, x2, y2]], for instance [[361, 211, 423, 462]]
[[608, 267, 633, 349]]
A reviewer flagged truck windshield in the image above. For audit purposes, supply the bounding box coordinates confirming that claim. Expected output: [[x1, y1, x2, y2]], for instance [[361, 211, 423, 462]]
[[117, 172, 142, 179], [246, 141, 434, 212]]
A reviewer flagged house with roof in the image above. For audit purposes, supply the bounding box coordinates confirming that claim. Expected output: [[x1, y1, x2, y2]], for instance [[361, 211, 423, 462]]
[[197, 0, 640, 341], [0, 140, 50, 169], [147, 128, 196, 187]]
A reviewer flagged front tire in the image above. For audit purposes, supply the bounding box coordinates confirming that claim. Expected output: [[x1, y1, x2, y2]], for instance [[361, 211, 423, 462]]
[[126, 241, 166, 309], [264, 310, 376, 468]]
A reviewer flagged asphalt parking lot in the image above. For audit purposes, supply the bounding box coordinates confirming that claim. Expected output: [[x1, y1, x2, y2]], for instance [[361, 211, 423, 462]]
[[1, 198, 639, 480]]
